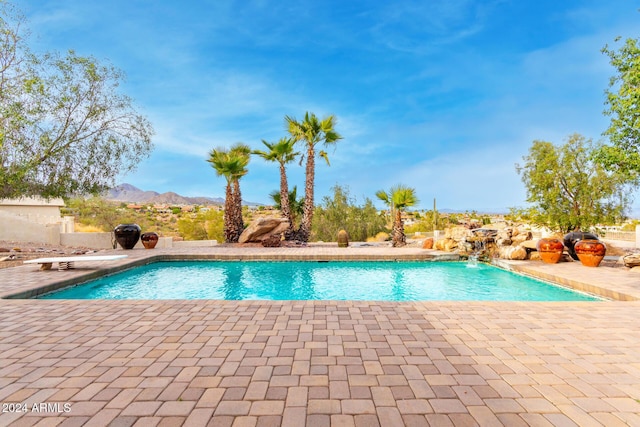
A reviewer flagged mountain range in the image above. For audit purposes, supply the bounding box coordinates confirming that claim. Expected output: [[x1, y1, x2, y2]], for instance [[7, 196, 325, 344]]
[[106, 183, 261, 206]]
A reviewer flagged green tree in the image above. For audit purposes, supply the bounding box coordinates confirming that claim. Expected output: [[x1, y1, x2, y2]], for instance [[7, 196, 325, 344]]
[[286, 112, 343, 242], [516, 134, 633, 233], [0, 3, 154, 199], [253, 137, 299, 238], [206, 143, 250, 243], [177, 209, 224, 241], [597, 37, 640, 176], [376, 185, 419, 247], [312, 185, 386, 242]]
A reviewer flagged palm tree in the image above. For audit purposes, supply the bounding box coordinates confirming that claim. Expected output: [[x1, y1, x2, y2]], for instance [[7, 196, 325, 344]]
[[228, 143, 251, 240], [376, 185, 419, 247], [207, 143, 250, 243], [253, 138, 299, 238], [286, 112, 343, 242], [269, 185, 304, 230]]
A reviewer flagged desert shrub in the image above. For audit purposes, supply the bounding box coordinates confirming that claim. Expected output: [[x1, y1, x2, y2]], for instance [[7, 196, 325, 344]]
[[312, 185, 387, 242]]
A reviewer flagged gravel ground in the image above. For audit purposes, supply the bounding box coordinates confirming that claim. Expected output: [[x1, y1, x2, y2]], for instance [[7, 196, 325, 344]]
[[0, 240, 96, 268]]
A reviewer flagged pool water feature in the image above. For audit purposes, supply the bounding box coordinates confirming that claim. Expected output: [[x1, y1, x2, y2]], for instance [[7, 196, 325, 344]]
[[40, 261, 599, 301]]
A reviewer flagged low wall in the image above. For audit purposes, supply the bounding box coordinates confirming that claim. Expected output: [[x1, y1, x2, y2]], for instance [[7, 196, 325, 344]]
[[0, 211, 61, 244], [59, 233, 216, 250], [60, 232, 114, 249]]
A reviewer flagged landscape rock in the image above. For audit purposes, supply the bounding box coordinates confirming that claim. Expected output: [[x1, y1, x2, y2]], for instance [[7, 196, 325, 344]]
[[434, 238, 458, 251], [520, 240, 538, 250], [239, 217, 290, 243], [511, 231, 533, 246], [622, 253, 640, 268], [422, 237, 434, 249], [498, 245, 527, 260], [444, 226, 473, 241], [261, 233, 282, 247]]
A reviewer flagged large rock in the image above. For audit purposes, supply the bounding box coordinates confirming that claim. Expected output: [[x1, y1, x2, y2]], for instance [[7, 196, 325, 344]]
[[520, 239, 538, 250], [498, 245, 527, 260], [422, 237, 434, 249], [623, 253, 640, 268], [239, 217, 289, 243], [434, 238, 457, 252], [444, 226, 473, 241], [511, 231, 533, 246]]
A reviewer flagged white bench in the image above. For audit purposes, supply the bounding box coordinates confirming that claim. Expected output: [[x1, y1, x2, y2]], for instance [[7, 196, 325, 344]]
[[24, 255, 128, 271]]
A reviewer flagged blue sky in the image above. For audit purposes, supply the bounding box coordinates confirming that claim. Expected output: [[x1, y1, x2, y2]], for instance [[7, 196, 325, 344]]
[[15, 0, 640, 212]]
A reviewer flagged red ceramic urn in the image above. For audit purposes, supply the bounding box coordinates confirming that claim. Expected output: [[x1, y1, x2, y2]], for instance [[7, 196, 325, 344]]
[[536, 238, 564, 264], [141, 232, 159, 249], [574, 239, 606, 267]]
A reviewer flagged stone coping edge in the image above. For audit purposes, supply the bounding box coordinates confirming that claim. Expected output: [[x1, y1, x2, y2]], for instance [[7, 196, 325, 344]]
[[493, 259, 637, 301]]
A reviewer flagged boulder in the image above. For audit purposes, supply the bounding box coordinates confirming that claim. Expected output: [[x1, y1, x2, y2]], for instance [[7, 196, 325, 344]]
[[444, 226, 473, 241], [511, 231, 533, 246], [435, 238, 457, 251], [622, 253, 640, 268], [239, 217, 290, 243], [261, 233, 282, 247], [520, 239, 538, 250], [498, 245, 527, 260], [422, 237, 434, 249]]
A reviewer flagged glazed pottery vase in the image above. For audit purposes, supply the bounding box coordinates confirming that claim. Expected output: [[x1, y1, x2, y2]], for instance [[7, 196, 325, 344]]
[[562, 231, 599, 260], [114, 224, 141, 250], [574, 239, 606, 267], [141, 232, 159, 249], [536, 238, 564, 264]]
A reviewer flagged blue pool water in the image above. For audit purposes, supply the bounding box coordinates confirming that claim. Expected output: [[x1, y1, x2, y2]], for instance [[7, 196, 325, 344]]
[[40, 261, 599, 301]]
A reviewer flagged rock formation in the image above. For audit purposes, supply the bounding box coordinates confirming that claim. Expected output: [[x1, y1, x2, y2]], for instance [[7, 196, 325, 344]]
[[239, 217, 289, 244], [435, 224, 535, 261]]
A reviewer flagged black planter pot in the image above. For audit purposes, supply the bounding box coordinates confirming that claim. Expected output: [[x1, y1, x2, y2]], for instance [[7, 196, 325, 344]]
[[114, 224, 141, 250], [563, 231, 599, 260]]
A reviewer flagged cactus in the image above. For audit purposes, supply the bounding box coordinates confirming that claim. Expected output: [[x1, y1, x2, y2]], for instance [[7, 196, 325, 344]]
[[337, 229, 349, 248]]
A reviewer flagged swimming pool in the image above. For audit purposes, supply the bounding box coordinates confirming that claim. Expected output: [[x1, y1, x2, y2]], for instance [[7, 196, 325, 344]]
[[40, 261, 599, 301]]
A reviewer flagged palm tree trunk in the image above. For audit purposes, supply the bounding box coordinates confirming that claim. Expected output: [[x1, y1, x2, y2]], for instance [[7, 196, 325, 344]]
[[231, 179, 244, 242], [299, 146, 315, 242], [223, 182, 233, 243], [279, 163, 294, 239], [392, 209, 406, 247]]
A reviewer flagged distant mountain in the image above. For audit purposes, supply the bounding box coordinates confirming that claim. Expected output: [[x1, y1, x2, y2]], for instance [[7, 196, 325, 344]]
[[106, 183, 260, 206], [108, 183, 160, 203]]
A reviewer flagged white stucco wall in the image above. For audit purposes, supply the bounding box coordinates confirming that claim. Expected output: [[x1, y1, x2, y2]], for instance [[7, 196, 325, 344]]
[[0, 197, 64, 224], [0, 211, 61, 244]]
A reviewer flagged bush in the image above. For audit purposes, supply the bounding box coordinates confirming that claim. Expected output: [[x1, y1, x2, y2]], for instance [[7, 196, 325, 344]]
[[312, 185, 387, 242]]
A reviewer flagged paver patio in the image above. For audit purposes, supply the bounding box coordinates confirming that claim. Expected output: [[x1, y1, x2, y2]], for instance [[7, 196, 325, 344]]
[[1, 246, 639, 426]]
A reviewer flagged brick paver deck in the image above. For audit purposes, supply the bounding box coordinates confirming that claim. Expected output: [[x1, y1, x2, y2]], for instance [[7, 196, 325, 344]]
[[1, 246, 639, 426]]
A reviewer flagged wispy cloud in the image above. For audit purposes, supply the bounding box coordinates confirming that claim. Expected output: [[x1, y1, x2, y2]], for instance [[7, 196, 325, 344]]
[[14, 0, 640, 211]]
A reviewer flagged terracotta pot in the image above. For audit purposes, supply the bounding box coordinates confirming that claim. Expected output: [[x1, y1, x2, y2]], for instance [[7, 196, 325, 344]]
[[536, 238, 564, 264], [113, 224, 141, 250], [141, 232, 159, 249], [574, 239, 606, 267]]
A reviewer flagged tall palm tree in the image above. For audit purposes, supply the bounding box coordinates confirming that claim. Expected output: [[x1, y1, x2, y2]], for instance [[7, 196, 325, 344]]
[[376, 185, 419, 247], [207, 144, 250, 243], [286, 112, 342, 242], [253, 138, 299, 238], [228, 143, 251, 240]]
